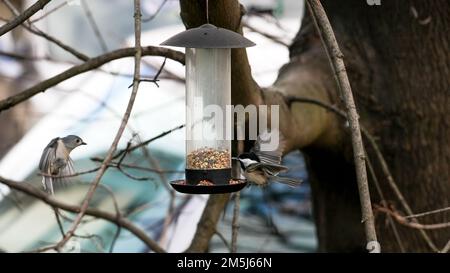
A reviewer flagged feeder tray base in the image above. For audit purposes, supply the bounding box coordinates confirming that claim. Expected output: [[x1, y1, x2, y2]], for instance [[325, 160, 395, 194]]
[[170, 179, 247, 194]]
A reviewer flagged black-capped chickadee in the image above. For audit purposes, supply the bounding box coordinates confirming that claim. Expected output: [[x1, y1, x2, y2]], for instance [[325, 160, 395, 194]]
[[233, 131, 302, 187], [39, 135, 87, 195]]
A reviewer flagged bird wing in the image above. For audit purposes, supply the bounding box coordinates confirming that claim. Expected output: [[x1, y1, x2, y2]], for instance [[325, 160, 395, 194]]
[[50, 157, 75, 192], [261, 163, 289, 175], [251, 130, 285, 165], [61, 157, 75, 178], [246, 162, 288, 175], [39, 137, 59, 172]]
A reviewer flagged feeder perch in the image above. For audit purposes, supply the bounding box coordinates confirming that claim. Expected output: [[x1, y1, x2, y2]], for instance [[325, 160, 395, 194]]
[[161, 24, 255, 194]]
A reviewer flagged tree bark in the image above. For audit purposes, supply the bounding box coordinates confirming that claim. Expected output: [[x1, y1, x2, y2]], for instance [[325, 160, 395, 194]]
[[301, 0, 450, 252]]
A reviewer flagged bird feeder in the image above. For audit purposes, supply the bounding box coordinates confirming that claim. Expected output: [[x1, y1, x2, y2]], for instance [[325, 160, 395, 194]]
[[161, 24, 255, 194]]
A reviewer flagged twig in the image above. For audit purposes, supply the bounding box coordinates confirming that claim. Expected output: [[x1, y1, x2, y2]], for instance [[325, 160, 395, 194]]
[[80, 0, 108, 52], [215, 230, 231, 252], [375, 206, 450, 230], [0, 49, 73, 63], [118, 167, 150, 181], [84, 182, 121, 218], [128, 57, 166, 88], [440, 239, 450, 253], [405, 207, 450, 219], [2, 0, 89, 61], [109, 226, 121, 253], [30, 1, 70, 23], [362, 126, 438, 251], [0, 46, 184, 113], [0, 176, 164, 252], [39, 168, 101, 178], [231, 192, 240, 253], [53, 208, 66, 238], [142, 0, 168, 22], [243, 22, 288, 47], [366, 155, 405, 252], [158, 190, 176, 244], [23, 24, 90, 61], [131, 133, 178, 246], [0, 0, 51, 36], [286, 96, 346, 116], [54, 0, 145, 250], [115, 140, 150, 181], [99, 161, 183, 174], [306, 0, 379, 252], [111, 124, 185, 160]]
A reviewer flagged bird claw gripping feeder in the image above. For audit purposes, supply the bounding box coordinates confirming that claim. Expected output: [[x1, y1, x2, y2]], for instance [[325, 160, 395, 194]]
[[161, 22, 255, 194]]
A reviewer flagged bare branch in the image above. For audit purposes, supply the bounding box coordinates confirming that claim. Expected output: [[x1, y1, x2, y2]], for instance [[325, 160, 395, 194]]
[[441, 239, 450, 253], [375, 206, 450, 230], [0, 0, 51, 36], [30, 1, 70, 23], [80, 0, 108, 52], [215, 230, 231, 252], [0, 176, 164, 252], [366, 155, 406, 252], [24, 23, 90, 61], [2, 0, 89, 61], [243, 22, 288, 47], [0, 46, 184, 113], [128, 57, 167, 88], [111, 124, 185, 160], [231, 192, 240, 253], [405, 207, 450, 219], [142, 0, 168, 22], [109, 226, 121, 253], [54, 0, 145, 250], [362, 124, 438, 251], [53, 209, 66, 238]]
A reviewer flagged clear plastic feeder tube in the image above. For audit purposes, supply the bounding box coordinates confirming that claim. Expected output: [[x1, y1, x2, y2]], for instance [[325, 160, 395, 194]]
[[185, 48, 231, 174]]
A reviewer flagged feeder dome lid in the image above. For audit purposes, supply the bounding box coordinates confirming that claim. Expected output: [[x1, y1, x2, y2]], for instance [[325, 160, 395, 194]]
[[161, 23, 255, 48]]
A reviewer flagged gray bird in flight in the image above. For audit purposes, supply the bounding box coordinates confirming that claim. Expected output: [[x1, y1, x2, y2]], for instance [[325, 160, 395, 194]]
[[39, 135, 86, 194]]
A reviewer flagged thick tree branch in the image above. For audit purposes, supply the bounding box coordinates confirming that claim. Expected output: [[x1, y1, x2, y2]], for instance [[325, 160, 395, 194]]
[[0, 46, 184, 113], [0, 0, 51, 36], [0, 176, 164, 253]]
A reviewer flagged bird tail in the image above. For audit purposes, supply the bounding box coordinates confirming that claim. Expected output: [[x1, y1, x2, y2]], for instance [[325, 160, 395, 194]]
[[42, 176, 54, 195], [271, 176, 303, 187]]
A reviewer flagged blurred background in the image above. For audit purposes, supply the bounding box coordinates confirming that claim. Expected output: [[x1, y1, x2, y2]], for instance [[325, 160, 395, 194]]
[[0, 0, 316, 253]]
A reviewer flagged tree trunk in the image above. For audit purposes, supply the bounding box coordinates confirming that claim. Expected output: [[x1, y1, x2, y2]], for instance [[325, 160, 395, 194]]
[[299, 0, 449, 252]]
